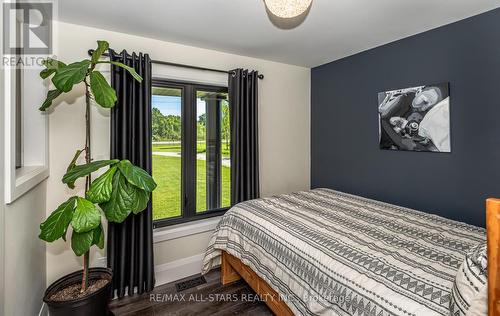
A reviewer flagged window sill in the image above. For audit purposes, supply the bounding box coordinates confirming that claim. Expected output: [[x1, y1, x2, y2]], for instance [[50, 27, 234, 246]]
[[6, 165, 49, 204], [153, 215, 221, 244]]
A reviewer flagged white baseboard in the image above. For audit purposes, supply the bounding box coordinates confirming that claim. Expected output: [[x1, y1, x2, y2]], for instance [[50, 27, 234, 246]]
[[155, 253, 205, 286], [73, 253, 206, 290]]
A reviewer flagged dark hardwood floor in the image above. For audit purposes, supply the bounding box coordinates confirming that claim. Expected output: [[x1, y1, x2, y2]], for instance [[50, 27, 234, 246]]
[[110, 269, 273, 316]]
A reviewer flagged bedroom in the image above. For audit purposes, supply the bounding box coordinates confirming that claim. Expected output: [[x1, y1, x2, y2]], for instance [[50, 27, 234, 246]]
[[0, 0, 498, 315]]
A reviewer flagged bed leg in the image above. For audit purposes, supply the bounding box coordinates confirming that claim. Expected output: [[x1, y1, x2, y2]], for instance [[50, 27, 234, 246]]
[[221, 251, 242, 285], [487, 198, 500, 316]]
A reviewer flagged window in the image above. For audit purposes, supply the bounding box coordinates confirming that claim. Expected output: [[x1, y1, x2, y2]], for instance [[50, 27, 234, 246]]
[[4, 13, 49, 203], [14, 10, 23, 169], [152, 79, 231, 227], [15, 59, 22, 169]]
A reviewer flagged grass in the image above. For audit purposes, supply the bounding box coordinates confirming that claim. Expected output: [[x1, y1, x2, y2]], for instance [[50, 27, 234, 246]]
[[152, 155, 231, 221], [153, 142, 230, 158], [152, 143, 182, 153]]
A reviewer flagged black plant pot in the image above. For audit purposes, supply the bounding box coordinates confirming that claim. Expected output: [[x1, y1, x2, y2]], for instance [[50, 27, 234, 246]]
[[43, 267, 113, 316]]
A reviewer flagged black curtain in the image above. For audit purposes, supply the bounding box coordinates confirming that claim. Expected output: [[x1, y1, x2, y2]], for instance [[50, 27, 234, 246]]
[[229, 69, 260, 204], [108, 49, 155, 298]]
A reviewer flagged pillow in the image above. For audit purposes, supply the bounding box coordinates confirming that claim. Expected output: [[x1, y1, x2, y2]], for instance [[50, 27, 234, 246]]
[[449, 243, 487, 316]]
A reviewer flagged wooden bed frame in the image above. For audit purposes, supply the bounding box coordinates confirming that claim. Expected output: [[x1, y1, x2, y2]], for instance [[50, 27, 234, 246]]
[[221, 251, 293, 316], [221, 199, 500, 316], [487, 198, 500, 316]]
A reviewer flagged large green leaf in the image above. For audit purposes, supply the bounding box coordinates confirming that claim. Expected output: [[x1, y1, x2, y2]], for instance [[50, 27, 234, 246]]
[[91, 40, 109, 65], [52, 60, 91, 92], [71, 230, 94, 256], [39, 89, 63, 111], [100, 171, 136, 223], [71, 197, 101, 233], [65, 149, 84, 189], [40, 58, 66, 79], [117, 160, 157, 192], [86, 166, 117, 203], [90, 71, 117, 108], [109, 61, 143, 82], [131, 188, 150, 215], [92, 224, 105, 249], [62, 159, 119, 188], [39, 197, 77, 242]]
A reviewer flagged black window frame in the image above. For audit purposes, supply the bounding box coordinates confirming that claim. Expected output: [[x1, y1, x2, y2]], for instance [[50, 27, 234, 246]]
[[152, 78, 230, 229]]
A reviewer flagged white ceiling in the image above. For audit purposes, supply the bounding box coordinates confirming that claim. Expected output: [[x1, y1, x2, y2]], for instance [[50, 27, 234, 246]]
[[59, 0, 500, 68]]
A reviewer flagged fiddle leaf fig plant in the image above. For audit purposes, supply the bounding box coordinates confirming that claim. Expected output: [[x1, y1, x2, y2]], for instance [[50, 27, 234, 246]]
[[38, 40, 157, 293]]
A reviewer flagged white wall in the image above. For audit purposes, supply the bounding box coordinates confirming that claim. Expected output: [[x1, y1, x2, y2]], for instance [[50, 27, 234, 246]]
[[47, 21, 310, 284], [4, 184, 47, 316], [1, 44, 47, 316]]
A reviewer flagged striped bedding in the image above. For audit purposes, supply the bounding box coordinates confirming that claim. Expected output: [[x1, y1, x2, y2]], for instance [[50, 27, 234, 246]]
[[202, 189, 486, 316]]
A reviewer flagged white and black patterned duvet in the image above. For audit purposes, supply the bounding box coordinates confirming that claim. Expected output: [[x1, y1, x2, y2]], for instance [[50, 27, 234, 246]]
[[202, 189, 486, 316]]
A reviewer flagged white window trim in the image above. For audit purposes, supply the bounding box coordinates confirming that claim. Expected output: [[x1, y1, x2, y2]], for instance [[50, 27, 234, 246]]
[[153, 215, 221, 243], [4, 66, 49, 204]]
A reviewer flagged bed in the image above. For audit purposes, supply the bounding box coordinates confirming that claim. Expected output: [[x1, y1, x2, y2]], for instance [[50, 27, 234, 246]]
[[202, 189, 488, 315]]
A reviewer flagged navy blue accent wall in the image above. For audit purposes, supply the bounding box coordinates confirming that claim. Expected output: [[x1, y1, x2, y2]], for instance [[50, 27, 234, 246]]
[[311, 8, 500, 227]]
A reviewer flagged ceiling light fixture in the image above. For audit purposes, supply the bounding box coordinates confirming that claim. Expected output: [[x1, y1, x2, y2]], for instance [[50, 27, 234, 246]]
[[264, 0, 313, 19]]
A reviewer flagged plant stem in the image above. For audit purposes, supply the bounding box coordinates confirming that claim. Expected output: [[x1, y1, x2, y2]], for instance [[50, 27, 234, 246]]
[[81, 78, 92, 293], [85, 79, 92, 173], [82, 252, 89, 292]]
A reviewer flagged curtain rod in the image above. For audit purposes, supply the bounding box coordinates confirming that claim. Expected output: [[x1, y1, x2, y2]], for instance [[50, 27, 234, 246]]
[[87, 49, 264, 79]]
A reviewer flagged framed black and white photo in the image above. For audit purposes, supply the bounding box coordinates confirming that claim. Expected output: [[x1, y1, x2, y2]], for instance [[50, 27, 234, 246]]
[[378, 83, 450, 152]]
